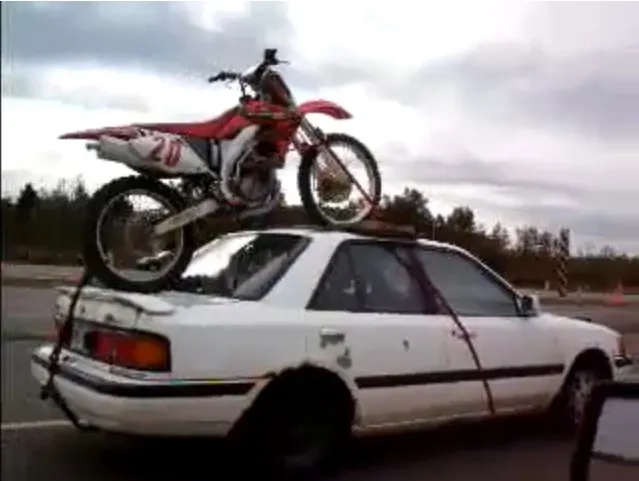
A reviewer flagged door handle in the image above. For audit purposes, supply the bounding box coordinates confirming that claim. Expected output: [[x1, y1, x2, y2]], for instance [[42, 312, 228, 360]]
[[319, 328, 346, 347], [451, 329, 477, 340]]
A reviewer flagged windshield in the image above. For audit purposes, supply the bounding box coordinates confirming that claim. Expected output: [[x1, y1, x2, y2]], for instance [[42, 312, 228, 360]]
[[179, 232, 310, 300]]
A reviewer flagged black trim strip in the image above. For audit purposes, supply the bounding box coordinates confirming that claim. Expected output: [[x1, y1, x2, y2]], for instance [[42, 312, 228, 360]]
[[32, 355, 255, 398], [356, 364, 564, 389]]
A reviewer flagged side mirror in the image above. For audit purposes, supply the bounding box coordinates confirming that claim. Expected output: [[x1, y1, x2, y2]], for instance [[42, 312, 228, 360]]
[[519, 293, 540, 317], [570, 381, 639, 481]]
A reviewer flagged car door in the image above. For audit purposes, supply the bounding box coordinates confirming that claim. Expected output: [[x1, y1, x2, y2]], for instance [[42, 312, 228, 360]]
[[305, 240, 487, 428], [413, 245, 564, 413]]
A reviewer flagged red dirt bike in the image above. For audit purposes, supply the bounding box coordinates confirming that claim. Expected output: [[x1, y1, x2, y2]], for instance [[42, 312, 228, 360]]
[[60, 49, 382, 292]]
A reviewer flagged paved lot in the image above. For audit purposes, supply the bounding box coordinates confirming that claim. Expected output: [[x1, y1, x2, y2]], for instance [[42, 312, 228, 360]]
[[2, 285, 638, 481]]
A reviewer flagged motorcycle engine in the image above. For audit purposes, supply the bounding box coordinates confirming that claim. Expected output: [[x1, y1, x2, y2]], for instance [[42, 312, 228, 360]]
[[229, 140, 279, 206]]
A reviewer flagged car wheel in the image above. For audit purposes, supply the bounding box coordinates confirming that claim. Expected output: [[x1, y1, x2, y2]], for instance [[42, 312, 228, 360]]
[[559, 364, 608, 430], [233, 390, 351, 478]]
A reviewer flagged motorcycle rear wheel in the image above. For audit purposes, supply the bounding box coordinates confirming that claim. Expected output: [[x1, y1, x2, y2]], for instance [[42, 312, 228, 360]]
[[82, 176, 196, 293], [298, 132, 382, 227]]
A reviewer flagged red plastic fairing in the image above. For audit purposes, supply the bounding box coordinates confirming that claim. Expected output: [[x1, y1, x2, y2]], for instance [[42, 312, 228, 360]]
[[135, 107, 243, 140], [297, 100, 352, 120], [59, 126, 139, 140]]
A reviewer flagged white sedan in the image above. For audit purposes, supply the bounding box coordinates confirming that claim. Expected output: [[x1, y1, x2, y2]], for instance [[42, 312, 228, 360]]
[[31, 224, 633, 474]]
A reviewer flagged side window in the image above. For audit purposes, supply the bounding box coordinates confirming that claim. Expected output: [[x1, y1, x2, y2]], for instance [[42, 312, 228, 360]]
[[414, 248, 519, 317], [310, 248, 360, 312], [348, 244, 427, 314]]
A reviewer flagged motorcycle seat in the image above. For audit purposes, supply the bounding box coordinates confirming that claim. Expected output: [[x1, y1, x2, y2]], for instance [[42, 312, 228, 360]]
[[135, 108, 239, 140]]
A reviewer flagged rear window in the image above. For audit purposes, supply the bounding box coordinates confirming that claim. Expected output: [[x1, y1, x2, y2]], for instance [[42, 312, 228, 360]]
[[179, 232, 310, 301]]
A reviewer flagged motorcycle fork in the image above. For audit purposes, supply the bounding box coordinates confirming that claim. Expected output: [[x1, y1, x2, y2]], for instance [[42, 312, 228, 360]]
[[296, 119, 373, 206]]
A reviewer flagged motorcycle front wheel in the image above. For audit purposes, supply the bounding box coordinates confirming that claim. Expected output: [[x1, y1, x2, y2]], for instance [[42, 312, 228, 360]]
[[82, 176, 196, 293], [298, 132, 382, 227]]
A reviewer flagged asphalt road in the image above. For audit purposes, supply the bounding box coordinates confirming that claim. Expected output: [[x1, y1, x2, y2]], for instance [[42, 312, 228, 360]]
[[2, 286, 639, 481]]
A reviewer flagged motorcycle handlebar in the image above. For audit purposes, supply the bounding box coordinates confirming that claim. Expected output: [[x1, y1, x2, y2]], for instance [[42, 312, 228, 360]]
[[207, 71, 241, 83], [207, 49, 287, 84]]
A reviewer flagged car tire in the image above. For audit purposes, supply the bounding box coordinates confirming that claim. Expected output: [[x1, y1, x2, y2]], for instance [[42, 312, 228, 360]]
[[231, 387, 352, 478], [555, 361, 610, 432]]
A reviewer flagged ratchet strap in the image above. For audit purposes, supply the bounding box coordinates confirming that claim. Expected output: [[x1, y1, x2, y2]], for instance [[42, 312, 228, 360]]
[[403, 249, 496, 415], [39, 268, 94, 430]]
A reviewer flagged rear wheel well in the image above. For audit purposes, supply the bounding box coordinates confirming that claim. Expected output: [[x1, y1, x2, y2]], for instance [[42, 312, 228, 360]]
[[233, 364, 356, 435]]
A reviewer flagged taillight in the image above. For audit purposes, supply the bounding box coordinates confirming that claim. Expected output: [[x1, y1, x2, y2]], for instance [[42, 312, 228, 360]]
[[86, 329, 171, 372]]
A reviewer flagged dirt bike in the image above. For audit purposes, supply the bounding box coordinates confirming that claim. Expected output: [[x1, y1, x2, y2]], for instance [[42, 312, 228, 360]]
[[60, 48, 382, 292]]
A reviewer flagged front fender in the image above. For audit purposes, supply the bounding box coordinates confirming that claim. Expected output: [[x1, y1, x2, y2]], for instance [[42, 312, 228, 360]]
[[298, 100, 352, 120]]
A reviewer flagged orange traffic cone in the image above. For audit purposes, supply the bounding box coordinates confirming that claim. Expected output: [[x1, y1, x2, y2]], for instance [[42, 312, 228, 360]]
[[607, 282, 625, 306]]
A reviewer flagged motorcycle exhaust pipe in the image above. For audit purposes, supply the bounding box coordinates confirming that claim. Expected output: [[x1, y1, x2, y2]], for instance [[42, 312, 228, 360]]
[[93, 136, 146, 166]]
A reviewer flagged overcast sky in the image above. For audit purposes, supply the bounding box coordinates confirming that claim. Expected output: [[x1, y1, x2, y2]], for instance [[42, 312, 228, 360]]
[[2, 1, 638, 253]]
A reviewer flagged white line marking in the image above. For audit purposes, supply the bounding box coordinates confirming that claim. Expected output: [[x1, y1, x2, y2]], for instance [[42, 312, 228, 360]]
[[1, 419, 71, 432]]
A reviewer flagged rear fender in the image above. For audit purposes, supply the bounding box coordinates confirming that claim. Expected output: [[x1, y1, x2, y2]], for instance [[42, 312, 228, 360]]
[[84, 132, 211, 176], [297, 100, 352, 120], [247, 358, 362, 424], [59, 125, 140, 141]]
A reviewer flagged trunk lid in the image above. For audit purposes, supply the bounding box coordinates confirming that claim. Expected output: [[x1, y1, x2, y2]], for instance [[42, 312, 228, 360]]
[[55, 286, 238, 329], [56, 286, 176, 331]]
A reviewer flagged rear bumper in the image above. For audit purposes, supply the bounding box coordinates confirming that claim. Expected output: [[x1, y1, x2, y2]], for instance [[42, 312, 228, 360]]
[[614, 355, 636, 380], [31, 345, 257, 437]]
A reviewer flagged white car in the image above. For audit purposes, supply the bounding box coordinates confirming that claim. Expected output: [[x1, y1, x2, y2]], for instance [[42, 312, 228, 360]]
[[31, 224, 633, 474]]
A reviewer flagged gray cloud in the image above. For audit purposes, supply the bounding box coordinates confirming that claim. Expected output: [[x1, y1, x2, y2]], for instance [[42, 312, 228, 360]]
[[384, 152, 639, 253], [0, 66, 37, 98], [311, 3, 639, 140], [388, 155, 635, 203], [1, 65, 151, 111], [324, 46, 639, 140], [414, 47, 639, 140], [2, 2, 638, 253], [6, 2, 637, 141], [496, 204, 639, 255], [387, 155, 582, 196], [2, 2, 293, 76]]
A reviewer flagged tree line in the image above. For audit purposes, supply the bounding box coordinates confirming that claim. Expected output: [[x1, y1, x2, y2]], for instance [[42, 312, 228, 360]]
[[2, 178, 638, 290]]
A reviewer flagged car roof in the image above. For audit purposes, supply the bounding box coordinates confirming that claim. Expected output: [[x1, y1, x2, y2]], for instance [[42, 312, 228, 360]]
[[235, 223, 471, 309], [232, 223, 466, 254], [189, 223, 490, 310]]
